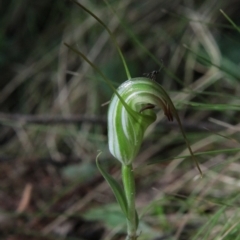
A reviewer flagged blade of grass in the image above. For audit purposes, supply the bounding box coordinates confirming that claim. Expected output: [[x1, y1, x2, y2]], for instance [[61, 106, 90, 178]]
[[220, 9, 240, 33]]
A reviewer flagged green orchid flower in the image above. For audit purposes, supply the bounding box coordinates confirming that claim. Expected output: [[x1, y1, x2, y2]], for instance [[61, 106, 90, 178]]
[[108, 77, 174, 165]]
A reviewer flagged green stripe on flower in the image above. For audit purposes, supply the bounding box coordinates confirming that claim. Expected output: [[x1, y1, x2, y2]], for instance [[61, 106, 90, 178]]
[[108, 77, 174, 165]]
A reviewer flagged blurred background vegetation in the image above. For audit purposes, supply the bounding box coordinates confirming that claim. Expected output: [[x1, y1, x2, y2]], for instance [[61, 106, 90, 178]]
[[0, 0, 240, 239]]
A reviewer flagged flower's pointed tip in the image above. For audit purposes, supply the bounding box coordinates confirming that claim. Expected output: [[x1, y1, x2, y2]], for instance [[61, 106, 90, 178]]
[[163, 104, 174, 122], [166, 112, 174, 121]]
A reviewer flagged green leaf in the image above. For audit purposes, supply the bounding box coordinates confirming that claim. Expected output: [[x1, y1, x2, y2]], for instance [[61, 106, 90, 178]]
[[96, 153, 128, 218]]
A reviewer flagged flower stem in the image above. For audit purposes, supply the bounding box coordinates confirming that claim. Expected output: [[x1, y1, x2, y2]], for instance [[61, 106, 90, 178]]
[[122, 164, 137, 240]]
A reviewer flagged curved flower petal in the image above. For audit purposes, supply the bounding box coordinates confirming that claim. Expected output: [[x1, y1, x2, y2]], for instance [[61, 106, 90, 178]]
[[108, 77, 173, 165]]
